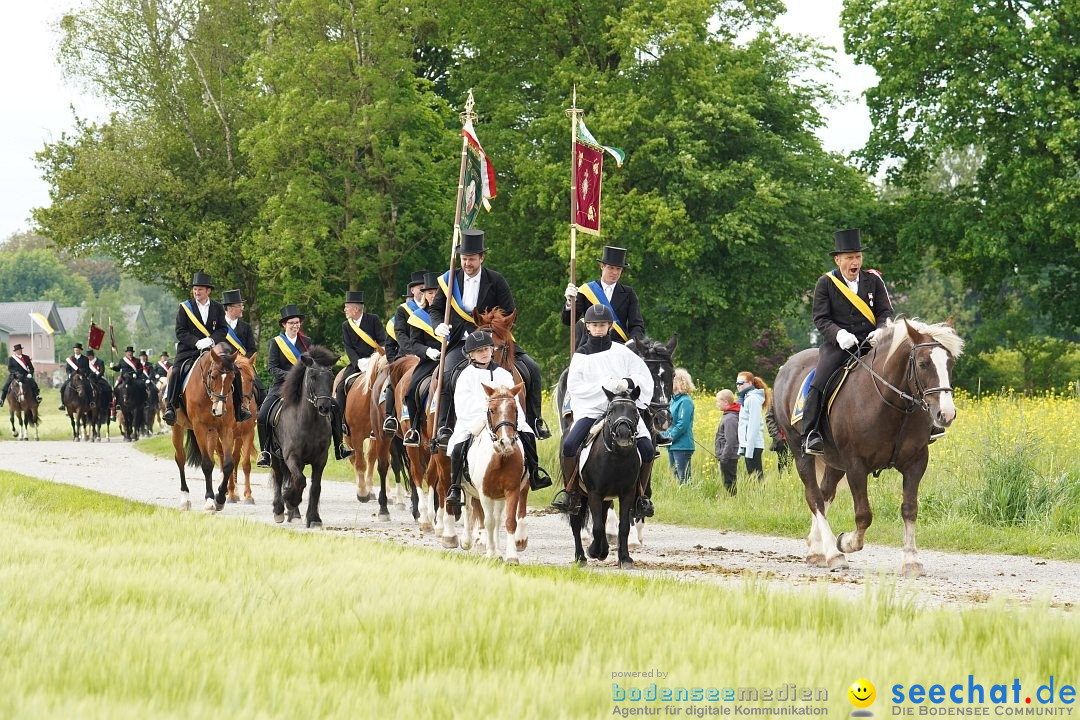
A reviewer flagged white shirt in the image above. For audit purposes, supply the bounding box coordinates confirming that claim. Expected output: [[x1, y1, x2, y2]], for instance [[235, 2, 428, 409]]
[[448, 363, 531, 452], [567, 342, 653, 438], [845, 275, 859, 293], [461, 272, 481, 312], [195, 298, 210, 323], [227, 317, 238, 329], [601, 281, 616, 300], [284, 332, 299, 345]]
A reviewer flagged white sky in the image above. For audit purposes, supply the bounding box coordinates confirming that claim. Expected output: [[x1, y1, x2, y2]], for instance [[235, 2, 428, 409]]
[[0, 0, 876, 242]]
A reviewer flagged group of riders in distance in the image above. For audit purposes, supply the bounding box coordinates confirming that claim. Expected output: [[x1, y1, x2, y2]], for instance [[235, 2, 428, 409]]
[[4, 227, 965, 573]]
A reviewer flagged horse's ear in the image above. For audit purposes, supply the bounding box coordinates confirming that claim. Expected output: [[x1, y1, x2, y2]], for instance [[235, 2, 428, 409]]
[[481, 382, 496, 396], [630, 385, 641, 401], [905, 320, 921, 343], [508, 308, 517, 326], [603, 387, 615, 402], [944, 315, 955, 328], [665, 334, 678, 354], [510, 381, 525, 399], [249, 352, 258, 365]]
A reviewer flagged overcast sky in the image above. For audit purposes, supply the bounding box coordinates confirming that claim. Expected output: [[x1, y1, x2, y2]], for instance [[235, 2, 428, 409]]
[[0, 1, 877, 242]]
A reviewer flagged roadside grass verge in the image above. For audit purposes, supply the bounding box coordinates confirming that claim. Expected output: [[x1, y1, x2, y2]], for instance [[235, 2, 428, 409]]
[[1, 472, 1077, 719]]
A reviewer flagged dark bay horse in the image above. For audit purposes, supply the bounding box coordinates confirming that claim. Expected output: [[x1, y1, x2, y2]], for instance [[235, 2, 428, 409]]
[[61, 371, 95, 442], [114, 374, 146, 441], [7, 377, 40, 441], [568, 386, 644, 569], [271, 346, 337, 528], [772, 318, 964, 575], [170, 346, 238, 512]]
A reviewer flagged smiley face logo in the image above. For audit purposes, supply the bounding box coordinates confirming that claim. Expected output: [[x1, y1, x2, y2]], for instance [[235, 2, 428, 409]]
[[848, 678, 876, 710]]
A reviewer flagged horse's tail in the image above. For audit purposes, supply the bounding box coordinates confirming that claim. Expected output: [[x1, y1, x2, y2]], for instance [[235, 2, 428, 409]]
[[185, 429, 203, 468]]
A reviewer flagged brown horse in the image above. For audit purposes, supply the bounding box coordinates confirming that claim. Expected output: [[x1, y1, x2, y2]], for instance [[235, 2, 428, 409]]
[[225, 353, 258, 505], [7, 377, 40, 441], [170, 346, 239, 512], [392, 355, 450, 535], [772, 318, 964, 575], [457, 383, 529, 564], [61, 371, 95, 442]]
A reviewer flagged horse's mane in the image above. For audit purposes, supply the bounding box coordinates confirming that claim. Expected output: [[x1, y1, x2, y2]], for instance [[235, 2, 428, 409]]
[[282, 345, 338, 406], [883, 317, 966, 361]]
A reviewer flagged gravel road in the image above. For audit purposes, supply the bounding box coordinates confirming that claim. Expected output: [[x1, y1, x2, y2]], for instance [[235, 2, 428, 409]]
[[3, 440, 1076, 610]]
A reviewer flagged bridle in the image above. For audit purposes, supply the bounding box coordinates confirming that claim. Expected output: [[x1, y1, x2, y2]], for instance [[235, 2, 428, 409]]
[[848, 340, 953, 414], [486, 396, 519, 446], [304, 366, 335, 417], [602, 395, 639, 451]]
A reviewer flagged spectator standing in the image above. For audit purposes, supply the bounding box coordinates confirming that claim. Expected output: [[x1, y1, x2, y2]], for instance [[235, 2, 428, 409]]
[[713, 389, 740, 495], [666, 368, 696, 485], [736, 371, 770, 482]]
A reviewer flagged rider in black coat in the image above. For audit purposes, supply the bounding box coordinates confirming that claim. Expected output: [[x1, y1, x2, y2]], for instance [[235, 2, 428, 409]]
[[1, 344, 41, 405]]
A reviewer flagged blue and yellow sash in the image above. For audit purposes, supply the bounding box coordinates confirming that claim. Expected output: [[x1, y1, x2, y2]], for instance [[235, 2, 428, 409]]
[[385, 316, 396, 340], [180, 300, 211, 337], [579, 281, 628, 342], [274, 334, 301, 365], [405, 300, 437, 339], [827, 271, 876, 326], [348, 318, 380, 350], [225, 325, 247, 356], [438, 271, 475, 325]]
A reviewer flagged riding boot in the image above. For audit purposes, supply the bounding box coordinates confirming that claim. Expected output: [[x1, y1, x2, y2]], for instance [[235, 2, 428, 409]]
[[446, 442, 466, 512], [58, 380, 68, 410], [382, 388, 398, 434], [233, 374, 252, 422], [335, 380, 349, 429], [256, 412, 273, 467], [435, 374, 455, 448], [633, 460, 655, 518], [521, 433, 552, 490], [549, 455, 581, 514], [802, 388, 824, 455], [162, 370, 179, 425], [332, 405, 353, 461]]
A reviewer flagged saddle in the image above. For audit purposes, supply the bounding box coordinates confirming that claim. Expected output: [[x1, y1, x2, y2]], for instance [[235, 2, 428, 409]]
[[791, 353, 863, 426], [403, 375, 434, 422], [342, 370, 364, 396]]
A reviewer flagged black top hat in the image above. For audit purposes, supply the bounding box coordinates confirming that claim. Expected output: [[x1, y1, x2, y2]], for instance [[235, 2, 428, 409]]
[[73, 342, 84, 350], [345, 291, 365, 304], [422, 272, 441, 292], [160, 352, 169, 357], [87, 349, 95, 356], [12, 343, 22, 351], [191, 272, 214, 288], [221, 289, 244, 305], [279, 304, 304, 325], [598, 246, 630, 268], [458, 229, 486, 255], [124, 345, 135, 353], [408, 270, 426, 288], [832, 229, 864, 255], [139, 350, 149, 357]]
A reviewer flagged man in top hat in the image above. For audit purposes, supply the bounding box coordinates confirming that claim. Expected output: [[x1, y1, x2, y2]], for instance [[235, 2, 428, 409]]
[[801, 229, 895, 456], [400, 272, 445, 446], [163, 272, 233, 425], [58, 341, 93, 409], [85, 349, 112, 409], [256, 305, 353, 467], [1, 343, 41, 406], [221, 288, 262, 407], [562, 245, 647, 347], [138, 350, 154, 381], [86, 349, 107, 377], [429, 229, 551, 458], [111, 346, 144, 381], [334, 289, 387, 433], [152, 352, 172, 383], [381, 271, 427, 434]]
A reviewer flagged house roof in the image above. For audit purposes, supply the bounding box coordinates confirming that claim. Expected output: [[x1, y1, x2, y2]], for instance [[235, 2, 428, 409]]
[[0, 301, 66, 335], [58, 306, 87, 333], [121, 304, 149, 331]]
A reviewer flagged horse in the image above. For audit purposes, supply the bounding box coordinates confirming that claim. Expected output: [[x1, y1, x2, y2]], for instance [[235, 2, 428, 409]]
[[7, 376, 41, 441], [270, 345, 338, 528], [142, 376, 160, 435], [456, 382, 529, 564], [225, 353, 258, 505], [392, 354, 449, 535], [114, 373, 146, 441], [61, 371, 96, 442], [156, 376, 169, 432], [90, 374, 113, 441], [170, 345, 239, 512], [568, 386, 644, 569], [772, 318, 964, 575]]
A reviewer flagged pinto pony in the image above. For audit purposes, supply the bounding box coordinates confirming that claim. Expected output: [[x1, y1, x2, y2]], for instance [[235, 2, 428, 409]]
[[170, 345, 238, 512], [772, 318, 964, 575]]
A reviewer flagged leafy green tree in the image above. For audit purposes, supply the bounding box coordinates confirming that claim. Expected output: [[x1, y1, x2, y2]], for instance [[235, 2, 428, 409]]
[[0, 249, 93, 306]]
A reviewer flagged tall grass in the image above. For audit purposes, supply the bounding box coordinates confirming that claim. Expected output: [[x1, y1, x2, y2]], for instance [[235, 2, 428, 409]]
[[1, 473, 1077, 719]]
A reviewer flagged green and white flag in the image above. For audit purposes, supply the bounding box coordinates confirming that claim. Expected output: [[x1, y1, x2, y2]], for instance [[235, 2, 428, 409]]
[[577, 118, 625, 167]]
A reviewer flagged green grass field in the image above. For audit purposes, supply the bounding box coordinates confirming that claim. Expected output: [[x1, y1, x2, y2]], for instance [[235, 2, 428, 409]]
[[1, 472, 1077, 719], [13, 387, 1080, 559]]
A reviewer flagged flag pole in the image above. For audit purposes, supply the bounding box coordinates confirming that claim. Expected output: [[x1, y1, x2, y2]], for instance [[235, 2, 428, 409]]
[[28, 313, 34, 362], [430, 89, 477, 441], [566, 85, 583, 358]]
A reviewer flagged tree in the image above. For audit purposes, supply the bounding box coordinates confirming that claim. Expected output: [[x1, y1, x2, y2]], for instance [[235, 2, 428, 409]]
[[0, 249, 93, 306], [843, 0, 1080, 338]]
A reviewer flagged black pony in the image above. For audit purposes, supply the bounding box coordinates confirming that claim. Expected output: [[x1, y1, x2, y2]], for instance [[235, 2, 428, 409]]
[[114, 374, 146, 441], [61, 371, 96, 441], [271, 345, 338, 528], [568, 386, 644, 569]]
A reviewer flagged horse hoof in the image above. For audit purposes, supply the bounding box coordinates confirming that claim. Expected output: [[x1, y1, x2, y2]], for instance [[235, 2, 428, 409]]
[[419, 521, 433, 533], [227, 496, 239, 504], [215, 502, 225, 512], [827, 553, 848, 569], [307, 521, 323, 530], [274, 513, 284, 524], [243, 497, 255, 505], [505, 557, 520, 566], [901, 562, 925, 578], [378, 511, 390, 523], [180, 500, 191, 511], [573, 557, 587, 567], [440, 536, 459, 549], [357, 493, 371, 503], [515, 539, 528, 551], [203, 498, 217, 512], [806, 553, 828, 568], [287, 509, 300, 522], [619, 559, 635, 570]]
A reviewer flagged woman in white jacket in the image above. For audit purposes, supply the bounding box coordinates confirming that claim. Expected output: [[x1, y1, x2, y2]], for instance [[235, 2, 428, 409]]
[[736, 370, 770, 482]]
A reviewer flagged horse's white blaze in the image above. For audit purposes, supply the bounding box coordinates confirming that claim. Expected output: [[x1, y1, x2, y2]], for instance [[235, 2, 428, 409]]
[[929, 347, 956, 423]]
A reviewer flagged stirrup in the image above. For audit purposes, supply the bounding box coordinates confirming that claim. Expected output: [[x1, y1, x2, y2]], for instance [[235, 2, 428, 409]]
[[382, 416, 399, 434], [929, 426, 946, 443], [162, 406, 176, 425], [402, 429, 420, 447], [446, 485, 464, 511], [336, 443, 354, 460], [803, 430, 824, 456], [529, 466, 553, 491], [256, 450, 272, 468], [435, 426, 452, 448], [533, 418, 552, 440], [549, 488, 579, 514]]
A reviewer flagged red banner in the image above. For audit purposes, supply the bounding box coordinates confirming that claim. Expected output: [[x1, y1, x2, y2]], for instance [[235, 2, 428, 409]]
[[88, 322, 105, 351], [573, 141, 604, 236]]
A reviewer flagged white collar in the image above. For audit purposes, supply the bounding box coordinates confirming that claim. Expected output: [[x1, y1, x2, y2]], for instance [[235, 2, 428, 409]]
[[227, 317, 238, 328], [463, 271, 480, 283], [285, 332, 298, 344]]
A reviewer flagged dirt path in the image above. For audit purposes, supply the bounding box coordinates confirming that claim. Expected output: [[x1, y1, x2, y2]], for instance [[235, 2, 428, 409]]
[[3, 440, 1076, 609]]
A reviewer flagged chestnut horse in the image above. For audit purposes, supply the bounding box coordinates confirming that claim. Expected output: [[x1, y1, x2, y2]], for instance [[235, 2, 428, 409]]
[[772, 318, 964, 575], [7, 377, 40, 441], [392, 355, 449, 534], [225, 353, 258, 505], [170, 345, 238, 512], [458, 383, 529, 564]]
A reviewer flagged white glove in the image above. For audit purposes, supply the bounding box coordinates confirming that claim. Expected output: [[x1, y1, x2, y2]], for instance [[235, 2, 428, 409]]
[[434, 323, 451, 339], [195, 337, 214, 350], [836, 329, 857, 350], [564, 283, 578, 301], [425, 347, 441, 361], [602, 378, 629, 394], [357, 357, 366, 369], [866, 328, 884, 347]]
